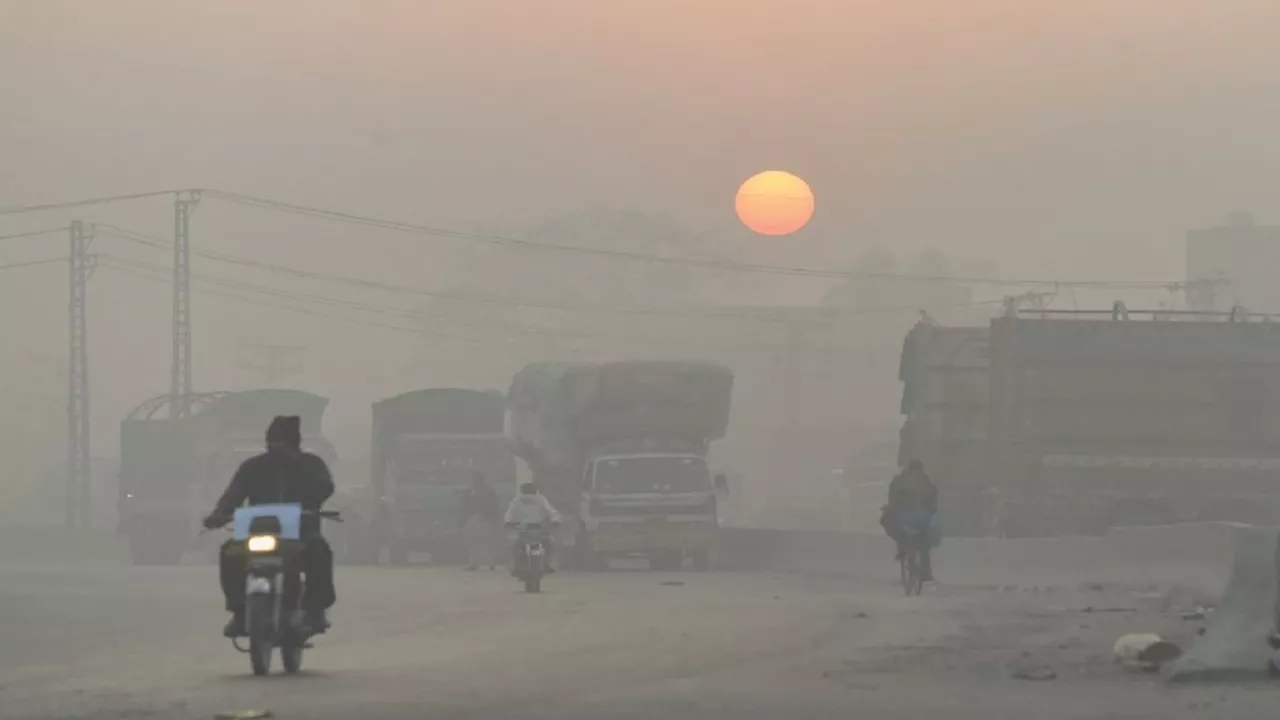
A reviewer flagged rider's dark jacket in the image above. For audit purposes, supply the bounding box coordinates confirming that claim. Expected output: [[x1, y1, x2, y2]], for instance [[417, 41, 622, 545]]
[[887, 468, 938, 516], [212, 447, 335, 536]]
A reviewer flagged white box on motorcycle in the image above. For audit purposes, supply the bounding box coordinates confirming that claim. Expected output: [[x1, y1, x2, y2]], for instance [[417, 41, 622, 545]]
[[233, 504, 303, 541]]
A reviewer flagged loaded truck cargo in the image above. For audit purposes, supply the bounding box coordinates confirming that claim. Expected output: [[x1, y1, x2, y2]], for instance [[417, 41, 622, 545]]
[[507, 361, 732, 571], [369, 388, 515, 565], [899, 307, 1280, 537]]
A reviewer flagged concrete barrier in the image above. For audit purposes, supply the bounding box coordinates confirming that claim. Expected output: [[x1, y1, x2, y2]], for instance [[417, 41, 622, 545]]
[[1167, 526, 1279, 683]]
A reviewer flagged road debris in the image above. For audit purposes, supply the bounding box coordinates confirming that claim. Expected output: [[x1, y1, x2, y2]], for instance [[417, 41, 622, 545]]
[[1114, 633, 1164, 662]]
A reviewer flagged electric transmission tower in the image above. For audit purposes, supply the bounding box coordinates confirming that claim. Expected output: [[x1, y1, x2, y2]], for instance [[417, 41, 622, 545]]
[[66, 220, 94, 528], [169, 191, 200, 418]]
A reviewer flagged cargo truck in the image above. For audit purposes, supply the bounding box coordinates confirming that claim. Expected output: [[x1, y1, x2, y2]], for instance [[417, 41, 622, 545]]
[[899, 306, 1280, 536], [507, 361, 732, 571], [369, 389, 515, 565]]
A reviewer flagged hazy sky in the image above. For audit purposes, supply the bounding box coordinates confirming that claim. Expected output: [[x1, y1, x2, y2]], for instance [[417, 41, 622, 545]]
[[4, 0, 1280, 465]]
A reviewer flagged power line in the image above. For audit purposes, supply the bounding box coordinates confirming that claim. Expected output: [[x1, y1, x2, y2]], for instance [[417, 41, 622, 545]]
[[97, 258, 486, 344], [98, 253, 976, 355], [9, 188, 1185, 288], [202, 188, 854, 279], [0, 257, 66, 271], [94, 223, 1008, 322], [95, 252, 773, 349], [0, 227, 66, 242], [201, 189, 1178, 288], [0, 190, 179, 216], [96, 223, 789, 319]]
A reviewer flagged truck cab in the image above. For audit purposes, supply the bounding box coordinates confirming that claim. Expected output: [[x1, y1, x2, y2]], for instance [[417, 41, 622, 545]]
[[577, 451, 723, 571]]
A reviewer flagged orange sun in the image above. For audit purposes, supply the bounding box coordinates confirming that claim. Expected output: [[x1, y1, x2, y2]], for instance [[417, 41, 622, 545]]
[[734, 170, 814, 236]]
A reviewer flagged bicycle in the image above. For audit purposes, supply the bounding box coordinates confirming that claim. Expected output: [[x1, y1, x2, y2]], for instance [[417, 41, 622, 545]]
[[899, 530, 927, 597]]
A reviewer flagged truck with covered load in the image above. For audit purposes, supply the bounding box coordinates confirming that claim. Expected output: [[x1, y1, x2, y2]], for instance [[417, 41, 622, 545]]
[[507, 361, 732, 571], [369, 389, 515, 565], [117, 389, 338, 565], [899, 306, 1280, 536]]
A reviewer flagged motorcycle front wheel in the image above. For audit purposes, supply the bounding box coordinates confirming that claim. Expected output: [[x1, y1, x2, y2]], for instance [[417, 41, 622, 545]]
[[247, 594, 275, 676]]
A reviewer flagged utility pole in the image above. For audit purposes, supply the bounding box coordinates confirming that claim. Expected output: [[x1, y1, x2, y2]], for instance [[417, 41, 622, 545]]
[[67, 221, 93, 528], [170, 191, 200, 418]]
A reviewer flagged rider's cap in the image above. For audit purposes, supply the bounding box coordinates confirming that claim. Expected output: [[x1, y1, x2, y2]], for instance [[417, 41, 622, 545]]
[[266, 415, 302, 447]]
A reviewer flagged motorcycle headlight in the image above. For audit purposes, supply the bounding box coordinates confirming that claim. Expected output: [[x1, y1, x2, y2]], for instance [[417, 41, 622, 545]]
[[247, 535, 278, 553]]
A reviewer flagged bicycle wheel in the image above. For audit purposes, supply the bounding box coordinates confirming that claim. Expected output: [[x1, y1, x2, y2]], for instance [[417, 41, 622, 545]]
[[904, 550, 924, 596]]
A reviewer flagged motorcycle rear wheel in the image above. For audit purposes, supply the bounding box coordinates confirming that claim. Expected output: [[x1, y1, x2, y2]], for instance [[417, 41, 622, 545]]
[[247, 594, 275, 676]]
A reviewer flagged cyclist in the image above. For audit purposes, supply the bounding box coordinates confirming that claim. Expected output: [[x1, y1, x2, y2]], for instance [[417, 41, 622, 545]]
[[880, 459, 939, 582]]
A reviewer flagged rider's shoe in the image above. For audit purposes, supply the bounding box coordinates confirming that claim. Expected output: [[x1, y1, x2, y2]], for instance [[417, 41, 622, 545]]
[[223, 611, 246, 638]]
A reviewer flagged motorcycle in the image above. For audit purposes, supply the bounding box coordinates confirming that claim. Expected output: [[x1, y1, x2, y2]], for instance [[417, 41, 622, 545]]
[[225, 503, 341, 676], [509, 522, 551, 593]]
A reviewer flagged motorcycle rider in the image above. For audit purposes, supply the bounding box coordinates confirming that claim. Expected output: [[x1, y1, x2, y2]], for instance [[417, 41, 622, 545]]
[[880, 459, 939, 582], [503, 482, 562, 573], [203, 416, 336, 638]]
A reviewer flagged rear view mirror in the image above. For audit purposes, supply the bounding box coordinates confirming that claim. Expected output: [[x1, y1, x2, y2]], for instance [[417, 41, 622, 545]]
[[714, 474, 729, 492]]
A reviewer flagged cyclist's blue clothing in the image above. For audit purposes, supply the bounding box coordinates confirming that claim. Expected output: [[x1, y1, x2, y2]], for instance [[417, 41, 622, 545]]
[[896, 509, 941, 548]]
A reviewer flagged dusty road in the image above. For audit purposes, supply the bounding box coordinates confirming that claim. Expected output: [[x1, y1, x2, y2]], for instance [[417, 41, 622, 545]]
[[0, 559, 1274, 719]]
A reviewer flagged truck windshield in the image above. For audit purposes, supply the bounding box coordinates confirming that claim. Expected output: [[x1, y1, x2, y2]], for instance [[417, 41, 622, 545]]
[[594, 457, 709, 494]]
